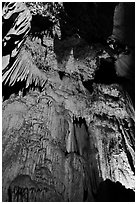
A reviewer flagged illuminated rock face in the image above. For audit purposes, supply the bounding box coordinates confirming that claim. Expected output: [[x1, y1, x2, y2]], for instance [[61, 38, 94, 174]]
[[2, 2, 135, 202], [2, 82, 135, 201]]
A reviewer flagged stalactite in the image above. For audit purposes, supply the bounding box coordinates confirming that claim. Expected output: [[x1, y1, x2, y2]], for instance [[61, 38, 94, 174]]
[[2, 2, 135, 202], [65, 116, 90, 157], [73, 116, 89, 157], [66, 121, 78, 154]]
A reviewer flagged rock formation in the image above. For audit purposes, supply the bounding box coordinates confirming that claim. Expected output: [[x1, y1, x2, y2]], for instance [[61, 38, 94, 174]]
[[2, 2, 135, 202]]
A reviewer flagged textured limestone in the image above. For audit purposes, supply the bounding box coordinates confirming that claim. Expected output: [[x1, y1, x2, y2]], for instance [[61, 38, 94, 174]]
[[2, 81, 135, 201], [2, 2, 135, 201]]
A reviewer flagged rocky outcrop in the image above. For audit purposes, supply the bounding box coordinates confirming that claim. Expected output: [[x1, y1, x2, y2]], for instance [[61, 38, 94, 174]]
[[2, 2, 135, 202]]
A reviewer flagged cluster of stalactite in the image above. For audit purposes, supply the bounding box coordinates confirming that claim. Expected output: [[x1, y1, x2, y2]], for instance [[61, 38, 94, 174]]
[[2, 2, 135, 202], [66, 116, 89, 157]]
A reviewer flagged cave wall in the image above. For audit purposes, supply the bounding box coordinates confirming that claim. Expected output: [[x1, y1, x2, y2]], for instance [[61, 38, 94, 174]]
[[2, 2, 135, 202], [3, 81, 135, 201]]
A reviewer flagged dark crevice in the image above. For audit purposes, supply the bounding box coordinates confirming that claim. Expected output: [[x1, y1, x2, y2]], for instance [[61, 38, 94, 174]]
[[82, 80, 94, 94], [58, 71, 65, 80], [73, 116, 88, 130], [63, 2, 117, 44], [95, 179, 135, 202], [2, 12, 20, 38], [81, 57, 117, 94], [2, 81, 43, 101], [30, 14, 54, 40], [94, 57, 117, 84], [83, 188, 88, 201]]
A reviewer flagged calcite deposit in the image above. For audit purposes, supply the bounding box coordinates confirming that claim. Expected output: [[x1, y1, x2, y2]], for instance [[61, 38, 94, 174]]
[[2, 79, 135, 201], [2, 2, 135, 202]]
